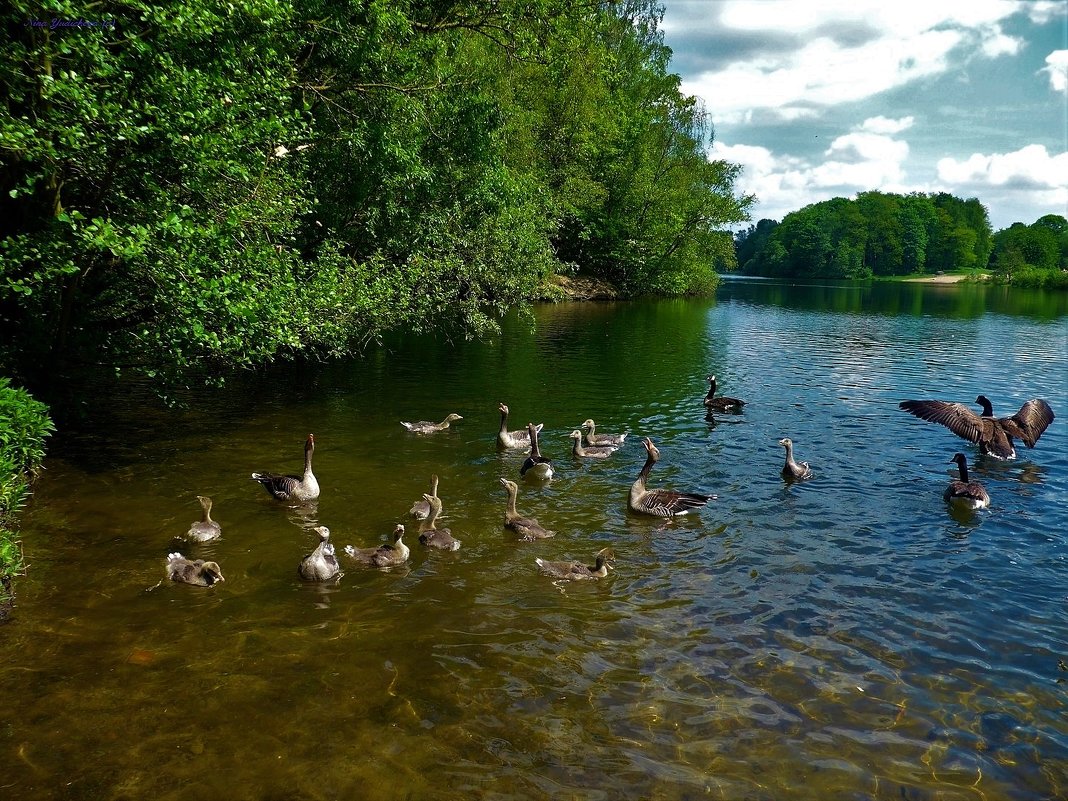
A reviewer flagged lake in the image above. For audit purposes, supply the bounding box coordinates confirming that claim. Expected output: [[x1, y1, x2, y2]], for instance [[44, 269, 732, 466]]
[[2, 278, 1066, 800]]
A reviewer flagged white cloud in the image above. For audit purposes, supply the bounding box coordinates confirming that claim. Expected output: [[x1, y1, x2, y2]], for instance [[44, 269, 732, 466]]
[[1025, 1, 1068, 25], [937, 144, 1068, 188], [1040, 50, 1068, 92], [679, 1, 1029, 122], [860, 116, 915, 135]]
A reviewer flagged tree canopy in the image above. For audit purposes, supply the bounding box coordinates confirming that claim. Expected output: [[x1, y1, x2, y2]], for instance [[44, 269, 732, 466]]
[[0, 0, 751, 391]]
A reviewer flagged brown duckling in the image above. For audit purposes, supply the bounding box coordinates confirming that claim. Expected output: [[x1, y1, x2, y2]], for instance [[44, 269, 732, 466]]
[[569, 429, 617, 458], [401, 414, 463, 434], [535, 548, 614, 580], [497, 403, 543, 449], [343, 524, 410, 567], [299, 526, 342, 581], [499, 477, 555, 541], [409, 474, 440, 520], [167, 553, 225, 587], [186, 495, 221, 542], [629, 437, 714, 517], [580, 419, 626, 447], [252, 434, 320, 502], [418, 494, 461, 551], [778, 437, 813, 481]]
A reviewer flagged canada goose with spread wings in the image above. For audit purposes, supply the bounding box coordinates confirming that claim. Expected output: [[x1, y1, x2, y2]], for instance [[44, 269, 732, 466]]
[[899, 396, 1054, 460]]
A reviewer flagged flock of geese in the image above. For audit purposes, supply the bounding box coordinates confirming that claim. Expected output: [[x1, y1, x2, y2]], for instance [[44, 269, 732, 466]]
[[165, 376, 1056, 588]]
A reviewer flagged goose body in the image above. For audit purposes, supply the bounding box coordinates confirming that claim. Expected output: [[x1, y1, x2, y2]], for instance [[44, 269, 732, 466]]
[[500, 477, 555, 540], [581, 419, 626, 448], [569, 429, 617, 458], [409, 475, 440, 520], [252, 434, 320, 502], [186, 495, 221, 542], [629, 437, 714, 517], [520, 422, 554, 479], [344, 524, 410, 568], [299, 526, 342, 581], [401, 413, 463, 434], [899, 396, 1054, 460], [778, 438, 813, 481], [497, 403, 542, 449], [703, 375, 746, 412], [535, 548, 614, 580], [944, 453, 991, 509], [418, 494, 461, 551], [167, 553, 225, 587]]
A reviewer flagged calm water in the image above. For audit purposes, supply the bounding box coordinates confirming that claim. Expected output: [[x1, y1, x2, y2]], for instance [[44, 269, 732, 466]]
[[2, 279, 1066, 800]]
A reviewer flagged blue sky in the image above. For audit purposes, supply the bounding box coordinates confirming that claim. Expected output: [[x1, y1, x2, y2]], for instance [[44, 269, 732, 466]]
[[659, 0, 1068, 230]]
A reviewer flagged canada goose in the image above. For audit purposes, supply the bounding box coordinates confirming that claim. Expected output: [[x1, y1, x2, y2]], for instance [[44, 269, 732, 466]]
[[580, 419, 626, 447], [186, 495, 221, 542], [167, 553, 225, 586], [535, 548, 614, 580], [629, 437, 714, 517], [703, 375, 746, 412], [409, 475, 440, 520], [497, 403, 543, 449], [299, 526, 341, 581], [499, 477, 555, 540], [569, 429, 617, 458], [944, 453, 991, 509], [343, 524, 409, 567], [401, 413, 463, 434], [520, 422, 553, 479], [252, 434, 320, 502], [778, 437, 813, 481], [418, 494, 461, 551], [899, 396, 1054, 459]]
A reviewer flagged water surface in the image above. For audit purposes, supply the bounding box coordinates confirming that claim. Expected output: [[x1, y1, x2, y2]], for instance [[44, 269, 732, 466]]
[[2, 278, 1066, 800]]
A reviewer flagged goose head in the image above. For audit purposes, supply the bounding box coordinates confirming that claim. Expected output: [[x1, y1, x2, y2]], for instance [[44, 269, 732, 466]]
[[499, 477, 518, 494], [305, 434, 315, 452], [423, 493, 442, 516], [444, 413, 463, 424], [778, 437, 793, 449], [391, 524, 405, 544], [581, 419, 596, 430], [641, 437, 661, 462], [199, 562, 225, 584], [975, 395, 993, 416]]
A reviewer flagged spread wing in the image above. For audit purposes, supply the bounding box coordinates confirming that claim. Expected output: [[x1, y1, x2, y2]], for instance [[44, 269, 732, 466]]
[[898, 400, 985, 445], [1001, 399, 1055, 448]]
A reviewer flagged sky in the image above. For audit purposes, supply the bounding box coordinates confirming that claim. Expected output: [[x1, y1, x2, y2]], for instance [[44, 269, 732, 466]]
[[659, 0, 1068, 231]]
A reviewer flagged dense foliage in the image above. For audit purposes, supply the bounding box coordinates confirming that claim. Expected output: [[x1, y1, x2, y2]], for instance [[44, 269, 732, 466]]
[[988, 215, 1068, 288], [734, 192, 994, 280], [0, 0, 750, 391], [0, 378, 53, 583]]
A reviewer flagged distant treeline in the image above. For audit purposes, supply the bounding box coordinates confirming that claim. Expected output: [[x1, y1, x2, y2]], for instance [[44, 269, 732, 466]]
[[0, 0, 750, 390], [734, 191, 1068, 287]]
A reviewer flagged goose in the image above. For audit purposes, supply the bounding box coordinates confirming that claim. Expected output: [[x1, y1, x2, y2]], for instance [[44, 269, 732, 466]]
[[569, 429, 617, 458], [252, 434, 320, 502], [299, 526, 341, 581], [580, 419, 626, 448], [703, 375, 746, 412], [344, 524, 409, 567], [400, 413, 463, 434], [409, 474, 440, 520], [497, 403, 543, 449], [778, 437, 813, 481], [520, 422, 554, 479], [186, 495, 221, 542], [899, 396, 1054, 459], [167, 553, 225, 587], [418, 494, 461, 551], [629, 437, 714, 517], [499, 477, 555, 540], [944, 453, 991, 509], [535, 548, 614, 580]]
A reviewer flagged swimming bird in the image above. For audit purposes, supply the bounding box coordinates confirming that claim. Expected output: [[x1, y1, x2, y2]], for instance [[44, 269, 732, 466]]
[[167, 553, 225, 586], [568, 429, 617, 458], [520, 422, 554, 479], [535, 548, 614, 580], [497, 403, 543, 449], [186, 495, 221, 542], [343, 524, 410, 568], [299, 526, 341, 581], [499, 477, 555, 540], [899, 396, 1054, 459], [418, 494, 461, 551], [944, 452, 991, 509], [400, 413, 463, 434], [580, 419, 626, 447], [703, 375, 746, 412], [409, 474, 440, 520], [629, 437, 714, 517], [778, 437, 813, 481], [251, 434, 320, 502]]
